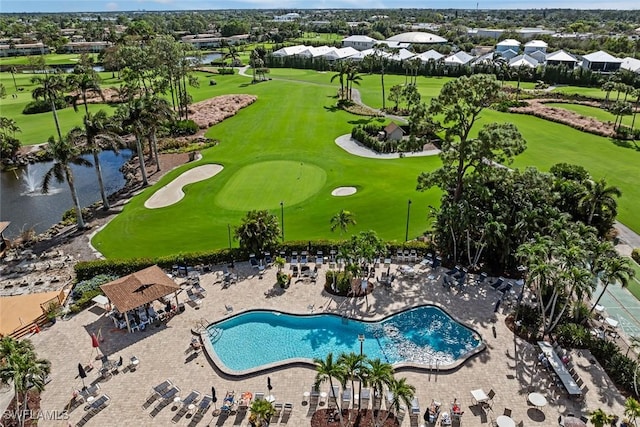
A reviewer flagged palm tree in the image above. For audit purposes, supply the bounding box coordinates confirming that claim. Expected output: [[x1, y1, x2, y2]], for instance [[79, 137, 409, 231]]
[[625, 397, 640, 427], [579, 178, 622, 226], [337, 352, 366, 424], [68, 110, 123, 210], [377, 377, 415, 427], [0, 337, 51, 427], [41, 134, 92, 228], [366, 358, 393, 411], [31, 72, 67, 143], [141, 95, 175, 171], [223, 44, 241, 69], [630, 88, 640, 134], [590, 254, 634, 313], [602, 80, 616, 105], [315, 353, 346, 426], [249, 398, 275, 426], [234, 210, 281, 254], [331, 210, 357, 236], [67, 66, 103, 116], [9, 66, 18, 92], [591, 409, 614, 427], [373, 44, 392, 110], [116, 96, 149, 186], [346, 66, 362, 101], [331, 61, 349, 101]]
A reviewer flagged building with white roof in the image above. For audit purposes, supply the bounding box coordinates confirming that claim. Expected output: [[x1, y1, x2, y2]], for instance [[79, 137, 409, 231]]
[[414, 49, 444, 63], [509, 54, 539, 68], [581, 51, 622, 72], [342, 35, 378, 51], [322, 47, 359, 61], [523, 40, 548, 54], [388, 48, 415, 62], [620, 57, 640, 74], [346, 48, 378, 61], [377, 40, 411, 50], [272, 45, 309, 57], [444, 51, 475, 67], [545, 50, 578, 68], [498, 49, 519, 61], [496, 39, 521, 54]]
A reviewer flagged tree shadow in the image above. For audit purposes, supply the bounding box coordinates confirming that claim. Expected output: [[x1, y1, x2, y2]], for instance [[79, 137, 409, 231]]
[[347, 117, 385, 125], [324, 105, 341, 113], [610, 138, 640, 151]]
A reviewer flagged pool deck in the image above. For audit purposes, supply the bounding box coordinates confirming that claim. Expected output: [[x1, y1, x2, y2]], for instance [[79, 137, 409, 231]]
[[29, 261, 626, 426]]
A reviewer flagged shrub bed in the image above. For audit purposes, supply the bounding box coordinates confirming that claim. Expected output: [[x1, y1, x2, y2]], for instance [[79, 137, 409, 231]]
[[75, 240, 434, 280], [632, 248, 640, 264]]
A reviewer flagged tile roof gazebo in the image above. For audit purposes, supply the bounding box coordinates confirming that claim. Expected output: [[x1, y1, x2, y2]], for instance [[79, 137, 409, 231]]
[[100, 265, 181, 332]]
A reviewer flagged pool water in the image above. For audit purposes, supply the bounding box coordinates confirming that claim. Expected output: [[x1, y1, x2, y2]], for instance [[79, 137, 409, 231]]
[[207, 306, 482, 373]]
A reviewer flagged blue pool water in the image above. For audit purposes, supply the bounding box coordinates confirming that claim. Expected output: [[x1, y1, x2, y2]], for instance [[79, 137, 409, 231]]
[[207, 306, 482, 373]]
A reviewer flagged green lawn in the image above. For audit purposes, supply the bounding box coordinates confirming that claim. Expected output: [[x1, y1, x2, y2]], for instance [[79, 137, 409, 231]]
[[0, 53, 99, 66], [626, 259, 640, 301], [4, 67, 639, 257], [92, 75, 442, 258], [545, 102, 635, 127], [551, 85, 608, 99]]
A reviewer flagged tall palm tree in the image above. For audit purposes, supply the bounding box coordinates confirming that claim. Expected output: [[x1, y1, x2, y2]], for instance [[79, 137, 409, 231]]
[[9, 66, 18, 92], [331, 61, 349, 101], [0, 337, 51, 427], [346, 66, 362, 101], [141, 95, 174, 171], [31, 72, 67, 143], [590, 254, 634, 312], [602, 80, 615, 105], [67, 66, 103, 116], [116, 96, 149, 186], [331, 210, 357, 236], [377, 377, 415, 427], [41, 134, 92, 228], [338, 352, 366, 423], [366, 358, 393, 411], [579, 178, 622, 226], [68, 111, 123, 210], [373, 44, 393, 110], [315, 353, 346, 426], [630, 88, 640, 133]]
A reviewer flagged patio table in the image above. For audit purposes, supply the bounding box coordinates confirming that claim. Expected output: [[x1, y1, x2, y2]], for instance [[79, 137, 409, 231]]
[[496, 415, 515, 427], [470, 389, 489, 405], [528, 392, 547, 409]]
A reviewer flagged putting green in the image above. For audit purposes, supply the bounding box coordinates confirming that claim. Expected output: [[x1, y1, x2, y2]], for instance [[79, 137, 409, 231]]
[[215, 160, 326, 210]]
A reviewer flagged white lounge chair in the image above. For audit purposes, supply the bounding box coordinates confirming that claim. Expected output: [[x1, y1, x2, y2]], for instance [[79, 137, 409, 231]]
[[361, 388, 371, 409], [411, 397, 420, 416], [342, 388, 352, 409]]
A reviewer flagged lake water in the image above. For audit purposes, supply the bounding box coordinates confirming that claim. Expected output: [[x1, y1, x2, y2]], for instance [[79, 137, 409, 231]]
[[0, 149, 132, 239]]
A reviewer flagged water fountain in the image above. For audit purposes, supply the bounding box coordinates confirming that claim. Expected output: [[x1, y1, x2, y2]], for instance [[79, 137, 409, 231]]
[[21, 167, 40, 195]]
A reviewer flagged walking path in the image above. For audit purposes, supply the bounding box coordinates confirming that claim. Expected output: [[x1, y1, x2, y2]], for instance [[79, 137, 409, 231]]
[[335, 134, 440, 159]]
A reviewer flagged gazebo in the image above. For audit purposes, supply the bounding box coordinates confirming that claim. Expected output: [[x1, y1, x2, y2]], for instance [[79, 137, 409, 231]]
[[100, 265, 181, 333]]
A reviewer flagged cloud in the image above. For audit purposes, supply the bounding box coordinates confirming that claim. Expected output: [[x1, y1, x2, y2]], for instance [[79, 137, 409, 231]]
[[106, 2, 119, 10]]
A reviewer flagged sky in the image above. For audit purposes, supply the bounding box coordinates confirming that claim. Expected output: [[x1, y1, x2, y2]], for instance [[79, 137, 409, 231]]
[[1, 0, 639, 13]]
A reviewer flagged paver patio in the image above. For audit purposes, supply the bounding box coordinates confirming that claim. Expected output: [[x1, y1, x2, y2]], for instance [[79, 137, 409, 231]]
[[29, 261, 626, 426]]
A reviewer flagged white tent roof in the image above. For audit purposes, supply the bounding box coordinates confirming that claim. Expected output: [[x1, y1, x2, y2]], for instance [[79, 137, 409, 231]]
[[621, 57, 640, 73], [509, 54, 539, 68], [497, 38, 521, 47], [546, 49, 578, 62], [389, 48, 415, 62], [524, 40, 548, 48], [346, 48, 378, 61], [323, 47, 359, 61], [582, 50, 622, 63], [415, 49, 444, 62], [444, 51, 474, 65], [298, 45, 334, 58], [272, 45, 308, 57]]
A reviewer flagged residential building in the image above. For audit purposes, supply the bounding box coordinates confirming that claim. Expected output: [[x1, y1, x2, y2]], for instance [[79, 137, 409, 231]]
[[342, 35, 378, 51], [523, 40, 548, 55], [509, 54, 539, 68], [581, 51, 622, 72], [545, 50, 578, 68], [444, 51, 475, 67], [620, 57, 640, 74], [0, 42, 49, 57], [496, 39, 521, 54], [59, 41, 110, 54]]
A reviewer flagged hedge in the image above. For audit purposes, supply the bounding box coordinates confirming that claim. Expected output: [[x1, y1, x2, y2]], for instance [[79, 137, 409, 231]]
[[632, 248, 640, 265], [75, 240, 434, 281]]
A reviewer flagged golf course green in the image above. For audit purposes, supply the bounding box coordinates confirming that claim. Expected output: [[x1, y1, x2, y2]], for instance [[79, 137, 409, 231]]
[[215, 161, 327, 210]]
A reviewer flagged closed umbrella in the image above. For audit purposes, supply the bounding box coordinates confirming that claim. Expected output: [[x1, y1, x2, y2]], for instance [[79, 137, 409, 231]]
[[77, 363, 87, 389], [267, 377, 272, 391], [91, 333, 100, 348]]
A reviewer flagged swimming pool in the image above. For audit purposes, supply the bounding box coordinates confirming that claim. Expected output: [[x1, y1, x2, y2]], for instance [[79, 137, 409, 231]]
[[205, 305, 483, 375]]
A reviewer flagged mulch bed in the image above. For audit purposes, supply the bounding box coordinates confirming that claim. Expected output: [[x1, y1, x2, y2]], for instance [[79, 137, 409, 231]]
[[310, 409, 399, 427], [3, 391, 41, 427]]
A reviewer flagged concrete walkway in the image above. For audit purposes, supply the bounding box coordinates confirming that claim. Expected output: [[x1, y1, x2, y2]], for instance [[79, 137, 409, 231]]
[[335, 134, 440, 159]]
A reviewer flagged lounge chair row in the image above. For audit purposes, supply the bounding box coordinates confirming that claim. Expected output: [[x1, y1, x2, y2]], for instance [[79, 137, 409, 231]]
[[147, 380, 213, 420]]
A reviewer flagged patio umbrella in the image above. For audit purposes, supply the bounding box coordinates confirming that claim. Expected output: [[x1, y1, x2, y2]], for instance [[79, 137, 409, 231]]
[[211, 386, 217, 409], [77, 363, 87, 389], [91, 333, 100, 348], [267, 377, 273, 391]]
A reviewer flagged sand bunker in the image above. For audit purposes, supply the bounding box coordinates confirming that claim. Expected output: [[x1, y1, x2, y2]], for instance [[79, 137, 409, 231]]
[[145, 164, 223, 209], [331, 187, 357, 197]]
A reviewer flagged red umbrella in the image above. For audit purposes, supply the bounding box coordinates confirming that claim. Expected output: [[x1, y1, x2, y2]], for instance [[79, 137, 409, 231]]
[[91, 333, 100, 348]]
